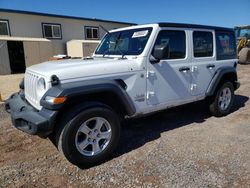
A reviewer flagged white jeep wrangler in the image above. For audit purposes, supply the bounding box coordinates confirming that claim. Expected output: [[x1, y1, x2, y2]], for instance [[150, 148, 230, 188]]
[[6, 23, 240, 167]]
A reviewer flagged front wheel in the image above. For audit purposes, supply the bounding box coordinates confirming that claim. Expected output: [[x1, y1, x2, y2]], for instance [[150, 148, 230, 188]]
[[57, 105, 121, 168], [209, 82, 235, 117]]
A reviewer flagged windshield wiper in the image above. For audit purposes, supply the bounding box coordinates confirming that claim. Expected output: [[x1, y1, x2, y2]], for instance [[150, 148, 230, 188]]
[[99, 25, 126, 59]]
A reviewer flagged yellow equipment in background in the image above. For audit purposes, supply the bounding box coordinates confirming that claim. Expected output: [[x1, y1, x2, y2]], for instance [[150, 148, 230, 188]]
[[237, 37, 247, 53], [235, 25, 250, 64]]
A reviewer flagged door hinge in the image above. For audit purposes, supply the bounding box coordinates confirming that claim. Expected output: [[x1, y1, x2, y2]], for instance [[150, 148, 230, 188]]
[[147, 91, 155, 99], [190, 84, 197, 91], [146, 71, 155, 78], [191, 66, 198, 73]]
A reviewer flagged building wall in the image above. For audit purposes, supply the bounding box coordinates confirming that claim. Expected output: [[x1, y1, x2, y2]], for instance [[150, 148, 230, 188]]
[[0, 11, 131, 55], [23, 41, 53, 67], [0, 40, 11, 75], [67, 40, 100, 58]]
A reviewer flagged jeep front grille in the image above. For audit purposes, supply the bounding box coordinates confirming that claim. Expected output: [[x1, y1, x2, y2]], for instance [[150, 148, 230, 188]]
[[24, 71, 40, 109]]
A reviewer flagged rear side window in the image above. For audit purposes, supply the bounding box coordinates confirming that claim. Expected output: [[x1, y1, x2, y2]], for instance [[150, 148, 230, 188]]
[[153, 30, 186, 59], [193, 31, 213, 57], [216, 31, 236, 60]]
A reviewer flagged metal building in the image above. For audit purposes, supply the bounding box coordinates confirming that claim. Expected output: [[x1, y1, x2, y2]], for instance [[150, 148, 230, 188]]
[[0, 9, 133, 74]]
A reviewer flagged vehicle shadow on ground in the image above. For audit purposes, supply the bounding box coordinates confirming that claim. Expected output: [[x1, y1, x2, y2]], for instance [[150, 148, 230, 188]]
[[113, 94, 249, 157]]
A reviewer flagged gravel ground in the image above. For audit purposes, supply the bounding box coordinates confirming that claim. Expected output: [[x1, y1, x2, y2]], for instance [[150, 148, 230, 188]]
[[0, 74, 23, 101], [0, 65, 250, 187]]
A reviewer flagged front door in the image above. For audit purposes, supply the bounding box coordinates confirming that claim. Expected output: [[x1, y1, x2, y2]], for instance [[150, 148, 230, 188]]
[[146, 29, 193, 106]]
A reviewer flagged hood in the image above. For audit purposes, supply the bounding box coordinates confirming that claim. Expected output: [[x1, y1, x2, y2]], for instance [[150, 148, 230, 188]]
[[27, 58, 135, 81]]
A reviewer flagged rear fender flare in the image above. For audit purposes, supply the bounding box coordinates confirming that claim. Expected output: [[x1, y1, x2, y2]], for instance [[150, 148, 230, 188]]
[[206, 66, 237, 97]]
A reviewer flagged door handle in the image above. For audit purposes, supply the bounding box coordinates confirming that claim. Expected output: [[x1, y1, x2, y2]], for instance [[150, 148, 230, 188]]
[[179, 67, 190, 72], [206, 64, 215, 69]]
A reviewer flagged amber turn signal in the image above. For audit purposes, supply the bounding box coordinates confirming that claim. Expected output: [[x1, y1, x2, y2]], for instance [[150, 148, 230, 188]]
[[45, 96, 66, 104]]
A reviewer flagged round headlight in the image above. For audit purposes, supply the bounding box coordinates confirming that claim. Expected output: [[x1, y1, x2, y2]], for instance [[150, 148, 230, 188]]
[[37, 78, 46, 97]]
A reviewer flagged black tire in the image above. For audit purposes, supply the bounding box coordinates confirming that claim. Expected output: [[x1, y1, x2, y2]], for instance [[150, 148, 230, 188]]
[[56, 104, 120, 168], [239, 47, 250, 64], [209, 82, 235, 117]]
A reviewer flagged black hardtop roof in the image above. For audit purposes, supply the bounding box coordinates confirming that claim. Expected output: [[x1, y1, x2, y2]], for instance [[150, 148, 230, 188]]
[[158, 22, 234, 32]]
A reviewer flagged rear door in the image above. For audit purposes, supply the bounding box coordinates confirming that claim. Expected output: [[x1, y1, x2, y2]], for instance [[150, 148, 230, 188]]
[[146, 29, 193, 106], [189, 30, 216, 96]]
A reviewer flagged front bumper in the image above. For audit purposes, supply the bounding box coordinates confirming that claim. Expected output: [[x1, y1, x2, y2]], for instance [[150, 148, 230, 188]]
[[5, 92, 57, 137]]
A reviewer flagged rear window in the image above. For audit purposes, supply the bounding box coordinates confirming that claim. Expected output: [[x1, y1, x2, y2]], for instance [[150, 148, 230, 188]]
[[193, 31, 213, 57], [216, 31, 236, 60]]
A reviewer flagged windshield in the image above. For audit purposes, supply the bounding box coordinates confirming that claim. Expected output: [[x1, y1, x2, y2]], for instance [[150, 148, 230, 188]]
[[95, 27, 153, 56], [235, 28, 250, 38]]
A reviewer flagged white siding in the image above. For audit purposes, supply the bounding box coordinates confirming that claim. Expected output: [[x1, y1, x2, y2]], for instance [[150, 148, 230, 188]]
[[0, 11, 130, 55], [23, 41, 53, 67]]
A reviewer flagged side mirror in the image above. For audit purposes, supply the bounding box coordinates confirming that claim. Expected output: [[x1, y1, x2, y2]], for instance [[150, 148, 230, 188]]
[[151, 43, 169, 63]]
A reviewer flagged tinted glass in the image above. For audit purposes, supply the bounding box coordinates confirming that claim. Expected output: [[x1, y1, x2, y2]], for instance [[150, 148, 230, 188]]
[[44, 25, 52, 38], [193, 31, 213, 57], [0, 21, 9, 35], [86, 28, 92, 39], [93, 28, 98, 39], [216, 31, 236, 60], [85, 27, 99, 39], [53, 26, 61, 38], [153, 30, 186, 59], [95, 27, 152, 55]]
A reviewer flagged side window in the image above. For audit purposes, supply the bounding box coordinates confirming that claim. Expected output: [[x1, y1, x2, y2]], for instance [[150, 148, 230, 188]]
[[0, 19, 10, 36], [193, 31, 213, 57], [153, 30, 186, 59], [85, 26, 99, 40], [216, 31, 236, 60], [42, 23, 62, 39]]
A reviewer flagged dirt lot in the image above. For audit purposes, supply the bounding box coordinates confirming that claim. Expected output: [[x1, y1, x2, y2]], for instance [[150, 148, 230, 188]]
[[0, 74, 23, 101], [0, 65, 250, 188]]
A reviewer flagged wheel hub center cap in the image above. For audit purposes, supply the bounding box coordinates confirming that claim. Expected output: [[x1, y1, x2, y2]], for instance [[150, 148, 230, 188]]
[[75, 117, 112, 157]]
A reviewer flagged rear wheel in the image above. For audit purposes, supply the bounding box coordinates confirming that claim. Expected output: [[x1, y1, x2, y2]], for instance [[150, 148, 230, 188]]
[[209, 82, 235, 117], [56, 105, 120, 168]]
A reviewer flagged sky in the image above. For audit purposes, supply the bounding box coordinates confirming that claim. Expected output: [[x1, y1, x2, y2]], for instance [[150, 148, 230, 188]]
[[0, 0, 249, 28]]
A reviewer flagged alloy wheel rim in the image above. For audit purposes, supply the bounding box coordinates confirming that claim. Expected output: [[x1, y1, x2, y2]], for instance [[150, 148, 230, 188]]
[[218, 87, 232, 111], [75, 117, 112, 156]]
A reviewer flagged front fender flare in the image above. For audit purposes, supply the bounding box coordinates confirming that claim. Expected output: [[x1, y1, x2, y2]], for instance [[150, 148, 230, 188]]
[[40, 80, 136, 116]]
